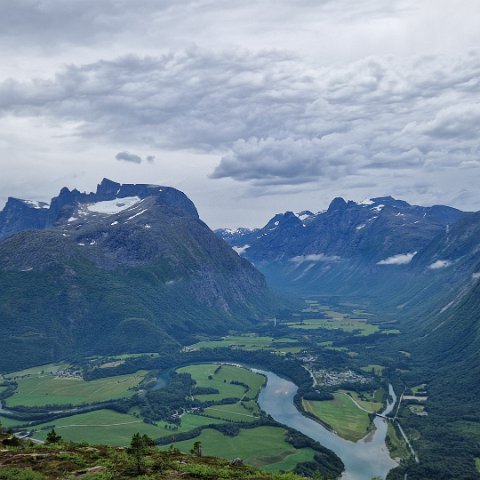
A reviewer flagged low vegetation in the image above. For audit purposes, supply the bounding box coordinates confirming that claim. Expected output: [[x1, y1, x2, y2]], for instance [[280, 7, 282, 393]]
[[0, 429, 306, 480]]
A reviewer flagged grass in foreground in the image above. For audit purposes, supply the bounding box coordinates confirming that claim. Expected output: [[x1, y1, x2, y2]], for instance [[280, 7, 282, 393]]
[[6, 371, 148, 407], [303, 394, 372, 442], [160, 426, 316, 472], [0, 432, 305, 480]]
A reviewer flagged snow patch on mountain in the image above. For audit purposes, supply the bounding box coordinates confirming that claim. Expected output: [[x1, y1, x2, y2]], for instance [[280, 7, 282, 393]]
[[22, 200, 50, 209], [127, 209, 148, 221], [295, 211, 314, 222], [377, 252, 417, 265], [86, 196, 141, 214], [440, 301, 455, 314]]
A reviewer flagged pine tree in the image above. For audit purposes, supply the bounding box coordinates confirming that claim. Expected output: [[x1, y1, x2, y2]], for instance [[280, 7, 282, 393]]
[[46, 428, 62, 444], [128, 433, 155, 474]]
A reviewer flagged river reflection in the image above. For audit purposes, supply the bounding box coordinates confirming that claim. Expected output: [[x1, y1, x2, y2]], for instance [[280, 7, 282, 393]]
[[255, 369, 398, 480]]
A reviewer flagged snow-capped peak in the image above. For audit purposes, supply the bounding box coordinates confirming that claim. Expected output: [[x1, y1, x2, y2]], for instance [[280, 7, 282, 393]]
[[85, 196, 142, 215], [22, 199, 50, 209]]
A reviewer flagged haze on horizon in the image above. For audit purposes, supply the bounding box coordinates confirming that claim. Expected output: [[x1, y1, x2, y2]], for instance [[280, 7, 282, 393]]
[[0, 0, 479, 228]]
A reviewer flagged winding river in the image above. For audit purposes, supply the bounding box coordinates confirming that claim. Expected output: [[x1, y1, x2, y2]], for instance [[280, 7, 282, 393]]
[[255, 369, 398, 480]]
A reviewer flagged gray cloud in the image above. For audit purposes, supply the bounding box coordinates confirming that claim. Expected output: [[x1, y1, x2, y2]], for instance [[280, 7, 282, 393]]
[[115, 151, 155, 164], [115, 151, 142, 164], [0, 0, 414, 48], [1, 48, 480, 187]]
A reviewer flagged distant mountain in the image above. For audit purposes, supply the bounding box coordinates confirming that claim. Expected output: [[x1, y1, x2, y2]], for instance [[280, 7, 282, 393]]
[[217, 196, 468, 296], [0, 179, 278, 372]]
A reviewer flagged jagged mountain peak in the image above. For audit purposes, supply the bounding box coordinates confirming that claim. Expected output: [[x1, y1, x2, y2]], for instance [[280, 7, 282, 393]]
[[0, 179, 199, 240]]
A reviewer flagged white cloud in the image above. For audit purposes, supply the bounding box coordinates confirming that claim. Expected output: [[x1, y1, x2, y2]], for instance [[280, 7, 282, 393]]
[[377, 252, 417, 265], [429, 260, 452, 270], [290, 253, 341, 264], [232, 244, 250, 255]]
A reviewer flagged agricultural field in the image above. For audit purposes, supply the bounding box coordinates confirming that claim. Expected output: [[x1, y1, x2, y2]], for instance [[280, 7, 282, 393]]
[[5, 371, 148, 407], [302, 393, 372, 442], [160, 426, 317, 472], [288, 317, 379, 336], [203, 399, 261, 423], [346, 389, 384, 412], [0, 416, 24, 428], [411, 384, 427, 394], [189, 335, 302, 353], [177, 364, 265, 403], [28, 410, 222, 446], [5, 362, 70, 379]]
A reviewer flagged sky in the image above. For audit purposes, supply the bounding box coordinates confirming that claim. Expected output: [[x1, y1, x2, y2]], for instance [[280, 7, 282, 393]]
[[0, 0, 479, 228]]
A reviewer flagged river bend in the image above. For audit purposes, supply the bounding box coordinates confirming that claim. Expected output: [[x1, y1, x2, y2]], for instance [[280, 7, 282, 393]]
[[256, 369, 398, 480]]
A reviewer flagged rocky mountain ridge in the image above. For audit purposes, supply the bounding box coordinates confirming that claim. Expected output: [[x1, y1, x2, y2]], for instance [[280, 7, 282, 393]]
[[216, 195, 470, 295]]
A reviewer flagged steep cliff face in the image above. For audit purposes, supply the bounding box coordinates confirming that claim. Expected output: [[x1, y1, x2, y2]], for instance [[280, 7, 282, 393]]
[[0, 197, 49, 238], [0, 180, 276, 372]]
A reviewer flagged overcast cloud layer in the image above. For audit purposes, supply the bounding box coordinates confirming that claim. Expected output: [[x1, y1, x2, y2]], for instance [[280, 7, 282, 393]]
[[0, 0, 479, 227]]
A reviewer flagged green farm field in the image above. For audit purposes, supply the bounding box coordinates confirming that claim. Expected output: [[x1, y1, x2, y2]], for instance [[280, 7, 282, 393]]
[[303, 393, 372, 442], [190, 335, 302, 353], [6, 371, 148, 407], [160, 426, 317, 472], [203, 399, 261, 423], [177, 364, 265, 403], [28, 409, 222, 446], [288, 318, 379, 336], [346, 390, 384, 412], [5, 362, 70, 379]]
